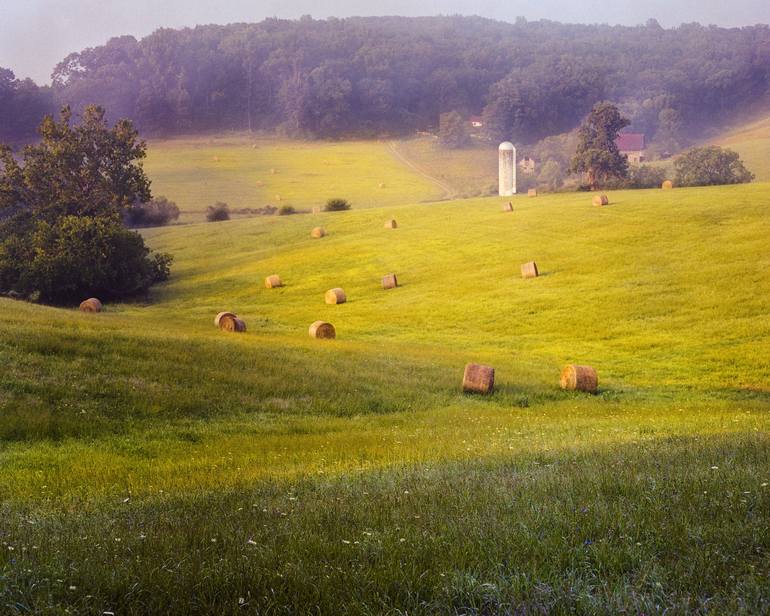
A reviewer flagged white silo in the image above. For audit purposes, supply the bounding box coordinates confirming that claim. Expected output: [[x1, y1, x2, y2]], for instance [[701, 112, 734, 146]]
[[498, 141, 517, 196]]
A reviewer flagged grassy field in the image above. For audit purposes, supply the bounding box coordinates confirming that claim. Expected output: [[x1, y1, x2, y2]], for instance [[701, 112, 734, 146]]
[[393, 137, 499, 198], [144, 136, 444, 222], [1, 173, 770, 613]]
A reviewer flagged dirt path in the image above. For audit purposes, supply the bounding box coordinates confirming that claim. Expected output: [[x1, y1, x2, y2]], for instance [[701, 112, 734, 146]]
[[386, 141, 457, 200]]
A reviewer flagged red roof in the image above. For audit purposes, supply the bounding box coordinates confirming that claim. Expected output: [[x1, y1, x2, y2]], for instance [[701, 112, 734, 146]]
[[616, 133, 645, 151]]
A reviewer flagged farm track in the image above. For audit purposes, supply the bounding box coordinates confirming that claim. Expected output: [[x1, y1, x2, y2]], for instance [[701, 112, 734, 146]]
[[387, 140, 458, 200]]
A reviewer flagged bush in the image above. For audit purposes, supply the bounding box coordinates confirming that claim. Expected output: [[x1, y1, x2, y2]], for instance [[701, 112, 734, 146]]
[[605, 164, 666, 190], [674, 146, 754, 187], [278, 205, 296, 216], [0, 215, 172, 304], [206, 202, 230, 221], [125, 196, 180, 227], [324, 198, 351, 212]]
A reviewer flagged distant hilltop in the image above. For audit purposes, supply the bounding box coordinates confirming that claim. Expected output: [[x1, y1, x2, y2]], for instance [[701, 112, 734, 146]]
[[2, 15, 770, 145]]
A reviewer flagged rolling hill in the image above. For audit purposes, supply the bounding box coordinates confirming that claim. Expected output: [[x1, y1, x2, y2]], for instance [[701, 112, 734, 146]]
[[1, 174, 769, 613]]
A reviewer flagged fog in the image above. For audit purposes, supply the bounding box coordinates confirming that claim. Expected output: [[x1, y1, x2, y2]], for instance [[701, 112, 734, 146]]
[[2, 0, 769, 84]]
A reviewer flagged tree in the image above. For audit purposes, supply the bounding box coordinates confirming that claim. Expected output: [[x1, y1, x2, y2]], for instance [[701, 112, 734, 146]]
[[324, 198, 351, 211], [125, 196, 180, 227], [438, 111, 470, 149], [537, 160, 564, 191], [674, 146, 754, 187], [653, 107, 684, 157], [569, 102, 630, 190], [0, 106, 171, 304], [206, 202, 230, 221]]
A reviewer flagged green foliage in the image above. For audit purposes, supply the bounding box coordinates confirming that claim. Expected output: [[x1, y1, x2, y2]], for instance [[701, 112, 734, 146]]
[[0, 67, 54, 142], [438, 111, 470, 149], [0, 215, 171, 304], [605, 164, 666, 190], [277, 205, 296, 215], [570, 102, 630, 189], [674, 146, 755, 187], [537, 159, 564, 191], [324, 197, 351, 211], [124, 196, 180, 227], [0, 106, 171, 304], [205, 201, 230, 221], [44, 17, 770, 141]]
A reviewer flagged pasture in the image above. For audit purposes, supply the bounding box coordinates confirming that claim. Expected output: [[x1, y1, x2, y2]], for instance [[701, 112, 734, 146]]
[[1, 156, 770, 612], [144, 136, 444, 221]]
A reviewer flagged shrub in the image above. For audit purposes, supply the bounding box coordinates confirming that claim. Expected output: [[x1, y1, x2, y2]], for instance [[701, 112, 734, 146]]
[[206, 202, 230, 221], [278, 205, 296, 216], [674, 146, 754, 187], [324, 198, 351, 212], [125, 196, 180, 227], [0, 215, 172, 304]]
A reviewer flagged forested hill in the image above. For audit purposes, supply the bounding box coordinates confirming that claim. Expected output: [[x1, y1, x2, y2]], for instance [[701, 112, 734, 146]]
[[3, 16, 770, 144]]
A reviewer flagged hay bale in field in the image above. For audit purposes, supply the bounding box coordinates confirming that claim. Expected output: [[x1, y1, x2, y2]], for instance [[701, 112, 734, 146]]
[[265, 275, 283, 289], [275, 194, 282, 201], [560, 364, 598, 393], [502, 202, 513, 212], [213, 156, 220, 162], [520, 261, 539, 279], [662, 180, 674, 190], [325, 288, 346, 304], [312, 207, 321, 214], [220, 315, 247, 332], [384, 219, 398, 229], [378, 182, 386, 188], [270, 168, 277, 175], [528, 189, 537, 197], [214, 311, 237, 327], [462, 363, 495, 394], [79, 298, 102, 312], [256, 180, 264, 187], [311, 227, 326, 238], [382, 273, 398, 289], [592, 194, 609, 206], [309, 320, 336, 339]]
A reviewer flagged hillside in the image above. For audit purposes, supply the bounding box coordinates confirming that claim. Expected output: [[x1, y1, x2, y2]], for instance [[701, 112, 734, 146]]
[[711, 113, 770, 181], [144, 136, 444, 221], [1, 181, 770, 612]]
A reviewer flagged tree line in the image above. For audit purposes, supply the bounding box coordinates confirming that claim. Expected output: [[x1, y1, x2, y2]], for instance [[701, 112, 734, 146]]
[[2, 16, 770, 144]]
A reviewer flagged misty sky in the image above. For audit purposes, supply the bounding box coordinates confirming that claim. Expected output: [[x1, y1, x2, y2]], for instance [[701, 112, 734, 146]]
[[2, 0, 769, 84]]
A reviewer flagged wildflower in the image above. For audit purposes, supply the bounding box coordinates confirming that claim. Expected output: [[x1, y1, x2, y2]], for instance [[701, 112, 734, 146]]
[[342, 540, 351, 544], [69, 586, 77, 591], [247, 539, 257, 545], [711, 466, 719, 470], [238, 597, 245, 605]]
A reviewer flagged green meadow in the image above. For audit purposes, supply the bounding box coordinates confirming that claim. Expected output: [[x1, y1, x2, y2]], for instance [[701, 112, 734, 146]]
[[1, 139, 770, 613], [144, 136, 443, 221]]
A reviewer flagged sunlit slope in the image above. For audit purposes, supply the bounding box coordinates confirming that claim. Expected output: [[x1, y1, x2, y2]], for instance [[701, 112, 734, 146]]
[[143, 136, 444, 221], [711, 113, 770, 181], [140, 182, 770, 391]]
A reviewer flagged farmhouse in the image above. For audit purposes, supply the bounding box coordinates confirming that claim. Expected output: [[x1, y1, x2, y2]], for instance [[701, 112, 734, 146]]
[[469, 115, 484, 128], [518, 156, 536, 174], [616, 133, 646, 164]]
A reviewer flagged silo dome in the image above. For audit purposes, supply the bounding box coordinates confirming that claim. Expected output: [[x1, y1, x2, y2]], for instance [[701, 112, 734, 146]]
[[499, 141, 515, 151]]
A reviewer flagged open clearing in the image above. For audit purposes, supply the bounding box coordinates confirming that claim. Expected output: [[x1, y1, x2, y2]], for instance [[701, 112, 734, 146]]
[[144, 136, 444, 221], [711, 112, 770, 181], [1, 159, 769, 612]]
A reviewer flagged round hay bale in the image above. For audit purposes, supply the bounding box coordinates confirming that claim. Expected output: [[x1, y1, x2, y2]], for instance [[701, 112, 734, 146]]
[[325, 288, 346, 304], [270, 168, 277, 175], [311, 227, 326, 238], [521, 261, 539, 279], [592, 194, 609, 207], [528, 189, 538, 197], [213, 156, 220, 162], [378, 182, 386, 188], [312, 207, 321, 214], [79, 298, 102, 313], [256, 180, 264, 187], [265, 275, 283, 289], [560, 364, 598, 393], [309, 320, 336, 339], [384, 219, 398, 229], [382, 273, 398, 289], [502, 202, 513, 212], [214, 311, 237, 327], [220, 315, 246, 332], [662, 180, 674, 190], [463, 363, 495, 394]]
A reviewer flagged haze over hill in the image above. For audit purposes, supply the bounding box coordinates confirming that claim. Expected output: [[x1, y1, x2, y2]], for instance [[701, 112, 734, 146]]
[[2, 14, 770, 154]]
